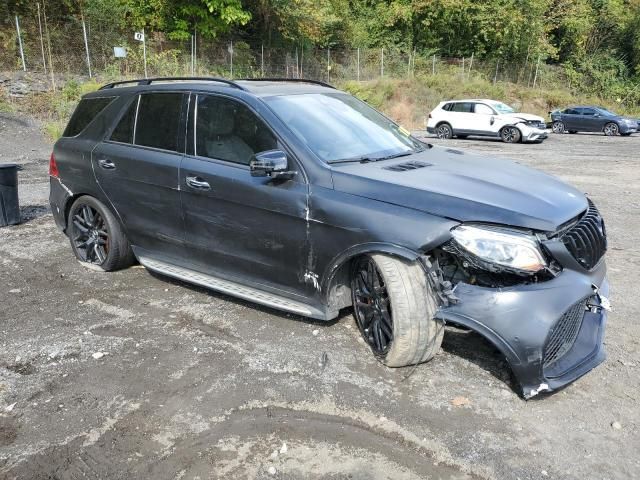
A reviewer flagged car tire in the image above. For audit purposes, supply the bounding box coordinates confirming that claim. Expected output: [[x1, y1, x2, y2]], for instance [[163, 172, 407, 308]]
[[603, 122, 619, 136], [67, 196, 135, 272], [351, 254, 444, 367], [500, 126, 522, 143], [436, 123, 453, 139], [552, 121, 565, 134]]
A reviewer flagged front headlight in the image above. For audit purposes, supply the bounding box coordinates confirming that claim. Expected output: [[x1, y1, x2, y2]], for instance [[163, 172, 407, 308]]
[[451, 225, 547, 273]]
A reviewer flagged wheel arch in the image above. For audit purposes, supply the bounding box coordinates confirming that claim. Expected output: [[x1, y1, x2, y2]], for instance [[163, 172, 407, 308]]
[[321, 243, 422, 314], [63, 192, 126, 236]]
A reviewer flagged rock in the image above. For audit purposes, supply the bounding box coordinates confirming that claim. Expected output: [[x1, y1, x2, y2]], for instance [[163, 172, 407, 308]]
[[611, 421, 622, 430], [541, 470, 549, 477], [92, 352, 105, 360], [267, 466, 277, 475], [279, 442, 287, 454], [312, 329, 319, 336], [5, 403, 16, 412], [9, 288, 21, 293], [270, 450, 278, 459]]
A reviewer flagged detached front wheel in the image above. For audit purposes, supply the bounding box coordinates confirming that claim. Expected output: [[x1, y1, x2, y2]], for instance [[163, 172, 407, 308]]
[[68, 196, 134, 271], [351, 254, 444, 367]]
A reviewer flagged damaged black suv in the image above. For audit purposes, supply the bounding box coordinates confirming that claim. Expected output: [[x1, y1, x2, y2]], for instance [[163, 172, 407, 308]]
[[50, 77, 609, 398]]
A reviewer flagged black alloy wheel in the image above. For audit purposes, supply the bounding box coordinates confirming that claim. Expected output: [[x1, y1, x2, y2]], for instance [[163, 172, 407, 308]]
[[352, 256, 393, 355], [71, 204, 109, 265]]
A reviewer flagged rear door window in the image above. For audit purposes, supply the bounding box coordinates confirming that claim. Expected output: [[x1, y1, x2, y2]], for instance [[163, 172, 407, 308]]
[[135, 93, 184, 152], [450, 102, 473, 113], [63, 97, 114, 137]]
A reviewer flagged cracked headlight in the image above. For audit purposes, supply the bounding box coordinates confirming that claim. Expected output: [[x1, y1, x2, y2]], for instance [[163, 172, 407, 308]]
[[451, 225, 547, 273]]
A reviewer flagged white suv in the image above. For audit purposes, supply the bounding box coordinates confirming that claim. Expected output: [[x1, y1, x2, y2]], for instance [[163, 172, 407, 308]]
[[426, 99, 548, 143]]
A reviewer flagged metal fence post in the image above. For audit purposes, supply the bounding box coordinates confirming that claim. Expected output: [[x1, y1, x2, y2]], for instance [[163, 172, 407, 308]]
[[327, 47, 330, 83], [381, 48, 384, 78], [142, 28, 148, 78], [493, 60, 499, 84], [81, 14, 92, 78], [533, 55, 541, 88], [468, 52, 474, 77], [230, 40, 233, 78], [432, 55, 435, 75], [261, 44, 264, 77], [37, 3, 47, 74], [357, 47, 360, 81], [15, 16, 26, 71]]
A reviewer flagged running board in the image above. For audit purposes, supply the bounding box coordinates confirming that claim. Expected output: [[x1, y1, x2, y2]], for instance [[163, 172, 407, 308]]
[[138, 255, 327, 319]]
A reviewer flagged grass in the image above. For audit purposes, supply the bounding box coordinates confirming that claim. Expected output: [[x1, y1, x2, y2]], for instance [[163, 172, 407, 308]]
[[1, 68, 638, 141], [340, 70, 640, 130]]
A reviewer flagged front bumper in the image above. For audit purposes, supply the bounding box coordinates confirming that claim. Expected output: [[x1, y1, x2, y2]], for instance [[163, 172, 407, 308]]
[[436, 258, 608, 399], [619, 123, 637, 134], [520, 125, 548, 142]]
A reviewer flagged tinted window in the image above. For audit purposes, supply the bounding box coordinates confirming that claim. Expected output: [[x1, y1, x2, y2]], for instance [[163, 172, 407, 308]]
[[474, 103, 494, 115], [63, 97, 114, 137], [442, 103, 453, 111], [110, 98, 137, 143], [564, 108, 578, 114], [581, 108, 596, 116], [195, 95, 277, 165], [450, 102, 473, 113], [135, 93, 183, 151]]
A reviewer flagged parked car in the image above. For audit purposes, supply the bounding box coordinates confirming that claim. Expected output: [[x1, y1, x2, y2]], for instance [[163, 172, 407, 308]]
[[550, 106, 638, 136], [426, 99, 548, 143], [50, 78, 609, 398]]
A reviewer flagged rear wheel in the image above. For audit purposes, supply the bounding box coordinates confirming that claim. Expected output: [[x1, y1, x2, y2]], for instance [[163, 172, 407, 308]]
[[500, 126, 522, 143], [551, 121, 565, 134], [436, 123, 453, 139], [68, 196, 134, 271], [351, 254, 444, 367], [603, 122, 619, 136]]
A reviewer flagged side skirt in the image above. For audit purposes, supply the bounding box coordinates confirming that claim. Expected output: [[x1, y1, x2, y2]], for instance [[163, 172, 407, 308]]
[[137, 254, 329, 320]]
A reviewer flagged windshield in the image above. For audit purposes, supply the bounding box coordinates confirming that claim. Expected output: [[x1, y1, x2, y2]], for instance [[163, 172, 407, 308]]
[[263, 93, 424, 163], [596, 107, 616, 116], [489, 102, 515, 114]]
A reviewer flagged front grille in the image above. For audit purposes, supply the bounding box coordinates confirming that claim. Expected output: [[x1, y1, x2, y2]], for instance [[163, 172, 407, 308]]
[[526, 120, 546, 129], [561, 200, 607, 269], [543, 299, 587, 368]]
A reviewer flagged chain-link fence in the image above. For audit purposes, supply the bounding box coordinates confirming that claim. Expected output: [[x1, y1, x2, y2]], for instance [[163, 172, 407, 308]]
[[1, 12, 563, 89]]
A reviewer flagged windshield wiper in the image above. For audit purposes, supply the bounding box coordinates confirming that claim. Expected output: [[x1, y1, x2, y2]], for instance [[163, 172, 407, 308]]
[[329, 150, 414, 165]]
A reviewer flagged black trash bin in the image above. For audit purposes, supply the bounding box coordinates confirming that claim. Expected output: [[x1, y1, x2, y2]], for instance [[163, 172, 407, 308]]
[[0, 163, 22, 227]]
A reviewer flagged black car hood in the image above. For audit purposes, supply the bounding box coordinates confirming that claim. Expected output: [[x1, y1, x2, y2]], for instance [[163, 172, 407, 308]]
[[331, 146, 588, 232]]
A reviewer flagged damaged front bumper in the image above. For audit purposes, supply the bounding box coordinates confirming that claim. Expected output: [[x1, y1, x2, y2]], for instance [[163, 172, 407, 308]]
[[436, 259, 608, 399]]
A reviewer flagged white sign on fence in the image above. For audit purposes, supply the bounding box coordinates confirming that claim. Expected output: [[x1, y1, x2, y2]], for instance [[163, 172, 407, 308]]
[[134, 31, 145, 42], [113, 47, 127, 58]]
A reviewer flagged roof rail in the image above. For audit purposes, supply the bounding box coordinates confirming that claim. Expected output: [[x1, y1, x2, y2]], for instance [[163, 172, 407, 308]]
[[237, 78, 335, 89], [99, 77, 246, 91]]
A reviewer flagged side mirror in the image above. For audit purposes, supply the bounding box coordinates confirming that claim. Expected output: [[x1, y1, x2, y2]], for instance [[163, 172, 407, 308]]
[[250, 150, 296, 179]]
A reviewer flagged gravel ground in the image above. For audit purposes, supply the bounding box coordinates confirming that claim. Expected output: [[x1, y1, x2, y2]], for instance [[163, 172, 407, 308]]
[[0, 113, 638, 479]]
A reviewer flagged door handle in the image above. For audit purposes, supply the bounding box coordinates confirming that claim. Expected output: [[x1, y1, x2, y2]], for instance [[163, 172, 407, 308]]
[[98, 158, 116, 170], [186, 176, 211, 190]]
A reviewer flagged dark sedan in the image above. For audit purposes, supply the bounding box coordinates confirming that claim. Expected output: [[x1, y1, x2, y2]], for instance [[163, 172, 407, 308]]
[[550, 106, 637, 136]]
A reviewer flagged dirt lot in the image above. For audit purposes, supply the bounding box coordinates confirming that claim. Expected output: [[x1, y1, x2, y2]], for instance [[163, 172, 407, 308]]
[[0, 113, 638, 479]]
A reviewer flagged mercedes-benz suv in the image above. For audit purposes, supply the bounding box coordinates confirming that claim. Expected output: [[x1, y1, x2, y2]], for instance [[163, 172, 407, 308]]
[[50, 78, 609, 398]]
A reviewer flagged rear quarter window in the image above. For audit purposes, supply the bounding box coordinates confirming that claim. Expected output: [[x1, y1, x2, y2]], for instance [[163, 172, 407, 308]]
[[63, 97, 114, 137]]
